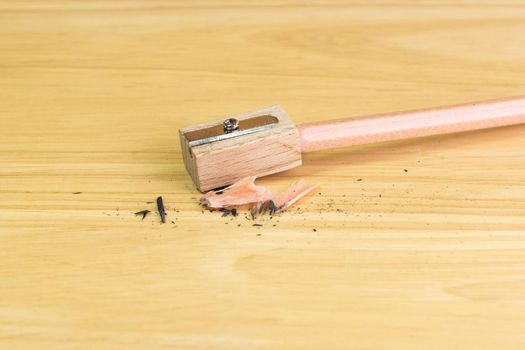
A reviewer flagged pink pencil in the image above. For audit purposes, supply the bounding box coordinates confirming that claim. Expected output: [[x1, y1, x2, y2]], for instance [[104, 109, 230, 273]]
[[298, 96, 525, 152], [180, 96, 525, 191]]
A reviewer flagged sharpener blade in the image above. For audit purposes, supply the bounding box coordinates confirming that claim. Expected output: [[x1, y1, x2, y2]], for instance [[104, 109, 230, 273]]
[[185, 114, 278, 147]]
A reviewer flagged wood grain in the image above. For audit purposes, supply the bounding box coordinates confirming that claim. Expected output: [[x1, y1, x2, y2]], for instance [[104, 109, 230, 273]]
[[1, 1, 525, 349]]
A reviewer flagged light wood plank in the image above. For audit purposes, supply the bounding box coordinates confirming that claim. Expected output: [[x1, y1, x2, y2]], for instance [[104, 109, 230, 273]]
[[1, 1, 525, 349]]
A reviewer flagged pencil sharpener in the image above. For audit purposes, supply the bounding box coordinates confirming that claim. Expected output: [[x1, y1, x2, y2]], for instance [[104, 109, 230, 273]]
[[179, 106, 302, 192]]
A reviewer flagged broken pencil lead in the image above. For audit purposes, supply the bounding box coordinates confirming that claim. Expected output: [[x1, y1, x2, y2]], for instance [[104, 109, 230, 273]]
[[258, 201, 267, 215], [268, 200, 277, 216], [156, 196, 166, 223], [134, 210, 151, 221]]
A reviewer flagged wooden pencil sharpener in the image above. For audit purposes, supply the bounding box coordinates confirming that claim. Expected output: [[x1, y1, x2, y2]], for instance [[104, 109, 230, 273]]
[[179, 106, 302, 192]]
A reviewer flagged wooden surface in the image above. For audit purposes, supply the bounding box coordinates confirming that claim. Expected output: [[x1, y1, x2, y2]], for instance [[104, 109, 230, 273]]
[[2, 1, 525, 349]]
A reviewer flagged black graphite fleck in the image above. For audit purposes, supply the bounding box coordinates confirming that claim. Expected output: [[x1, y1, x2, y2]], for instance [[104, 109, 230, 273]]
[[156, 196, 166, 223], [135, 210, 151, 221], [268, 200, 278, 216]]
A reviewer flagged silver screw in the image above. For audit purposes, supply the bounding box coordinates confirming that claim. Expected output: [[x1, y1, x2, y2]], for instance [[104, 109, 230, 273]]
[[223, 118, 239, 133]]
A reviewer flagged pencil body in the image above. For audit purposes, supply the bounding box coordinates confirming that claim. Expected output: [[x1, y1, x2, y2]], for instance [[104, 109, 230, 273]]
[[298, 96, 525, 152]]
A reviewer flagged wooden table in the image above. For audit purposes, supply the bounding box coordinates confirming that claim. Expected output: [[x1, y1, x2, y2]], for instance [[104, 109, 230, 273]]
[[2, 1, 525, 349]]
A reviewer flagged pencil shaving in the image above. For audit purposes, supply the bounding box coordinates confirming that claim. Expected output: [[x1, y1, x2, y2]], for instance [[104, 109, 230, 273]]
[[200, 176, 317, 213], [201, 176, 273, 208], [273, 179, 318, 210]]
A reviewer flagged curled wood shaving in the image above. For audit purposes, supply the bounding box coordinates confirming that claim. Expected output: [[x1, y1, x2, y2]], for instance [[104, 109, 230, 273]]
[[200, 176, 317, 214]]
